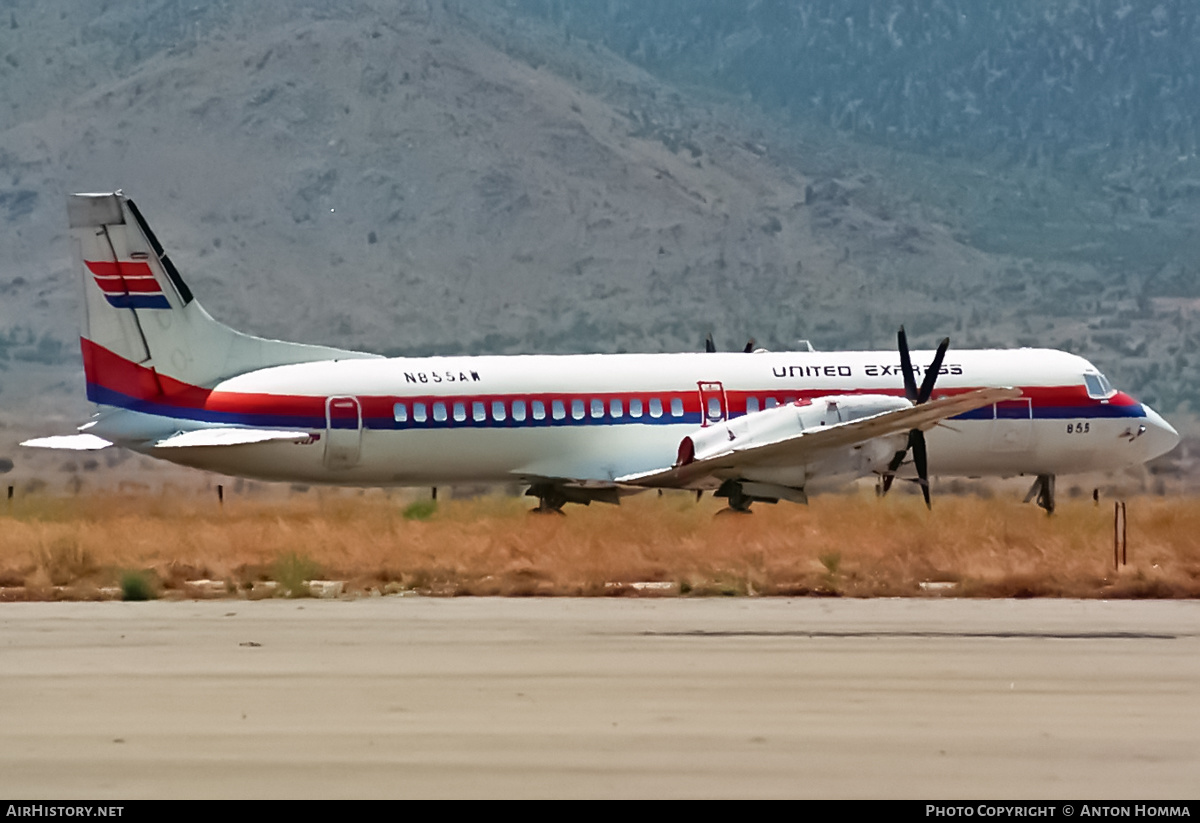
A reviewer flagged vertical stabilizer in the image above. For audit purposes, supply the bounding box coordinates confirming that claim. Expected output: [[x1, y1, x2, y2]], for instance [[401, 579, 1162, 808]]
[[68, 192, 377, 406]]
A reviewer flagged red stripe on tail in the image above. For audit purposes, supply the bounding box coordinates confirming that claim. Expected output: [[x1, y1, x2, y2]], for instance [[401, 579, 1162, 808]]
[[84, 260, 155, 278], [91, 276, 163, 294]]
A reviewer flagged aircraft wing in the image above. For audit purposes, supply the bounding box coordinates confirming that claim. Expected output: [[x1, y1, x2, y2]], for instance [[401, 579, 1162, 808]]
[[617, 387, 1022, 487]]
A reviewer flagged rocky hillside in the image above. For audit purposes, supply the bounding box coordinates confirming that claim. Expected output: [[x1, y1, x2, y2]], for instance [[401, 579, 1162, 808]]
[[510, 0, 1200, 271]]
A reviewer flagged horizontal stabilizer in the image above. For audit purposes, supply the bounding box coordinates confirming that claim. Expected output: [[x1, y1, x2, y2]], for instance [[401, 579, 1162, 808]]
[[21, 434, 114, 451], [153, 429, 314, 449]]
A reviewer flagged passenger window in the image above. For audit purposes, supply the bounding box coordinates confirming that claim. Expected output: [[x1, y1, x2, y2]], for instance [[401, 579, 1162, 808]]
[[746, 397, 760, 414], [393, 402, 408, 423], [670, 398, 684, 417], [493, 400, 507, 421], [630, 398, 643, 418], [706, 397, 721, 421], [533, 400, 546, 421], [766, 397, 779, 409], [472, 401, 486, 422], [453, 402, 466, 422], [552, 400, 565, 420], [649, 398, 663, 418], [512, 400, 526, 422], [591, 398, 604, 419], [572, 399, 585, 420], [610, 399, 623, 418], [433, 402, 447, 422], [413, 403, 427, 423]]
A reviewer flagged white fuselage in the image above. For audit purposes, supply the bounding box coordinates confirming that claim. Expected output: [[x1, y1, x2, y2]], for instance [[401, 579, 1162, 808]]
[[92, 346, 1179, 488]]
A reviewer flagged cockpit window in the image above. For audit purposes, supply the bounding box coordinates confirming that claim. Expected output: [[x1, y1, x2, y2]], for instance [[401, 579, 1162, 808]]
[[1084, 373, 1115, 399]]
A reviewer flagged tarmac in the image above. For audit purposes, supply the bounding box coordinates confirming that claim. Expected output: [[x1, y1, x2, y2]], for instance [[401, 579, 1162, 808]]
[[2, 597, 1198, 798]]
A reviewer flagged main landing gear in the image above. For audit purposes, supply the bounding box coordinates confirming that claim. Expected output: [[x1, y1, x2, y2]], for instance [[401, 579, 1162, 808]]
[[713, 480, 806, 514], [526, 483, 568, 515], [715, 480, 754, 514], [1024, 473, 1056, 514], [525, 482, 622, 514]]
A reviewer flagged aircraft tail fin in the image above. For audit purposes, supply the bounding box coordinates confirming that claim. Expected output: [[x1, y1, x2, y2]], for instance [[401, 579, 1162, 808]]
[[68, 192, 377, 407]]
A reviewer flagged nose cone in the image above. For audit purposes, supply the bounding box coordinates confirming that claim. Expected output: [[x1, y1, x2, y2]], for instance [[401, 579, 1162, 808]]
[[1141, 405, 1181, 462]]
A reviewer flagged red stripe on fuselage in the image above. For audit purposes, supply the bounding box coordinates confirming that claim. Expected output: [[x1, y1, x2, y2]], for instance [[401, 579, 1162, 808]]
[[80, 337, 1135, 424], [81, 338, 324, 418], [82, 337, 167, 401]]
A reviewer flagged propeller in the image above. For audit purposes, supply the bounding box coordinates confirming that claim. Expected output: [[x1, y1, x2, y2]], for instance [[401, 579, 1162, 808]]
[[880, 326, 949, 509], [704, 333, 756, 353]]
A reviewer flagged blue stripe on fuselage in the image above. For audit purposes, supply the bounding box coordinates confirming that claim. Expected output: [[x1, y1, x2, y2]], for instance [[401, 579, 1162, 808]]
[[87, 383, 321, 429], [954, 404, 1145, 421]]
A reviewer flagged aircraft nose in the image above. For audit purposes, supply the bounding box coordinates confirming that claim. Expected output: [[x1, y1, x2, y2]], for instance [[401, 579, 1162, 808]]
[[1141, 404, 1181, 462]]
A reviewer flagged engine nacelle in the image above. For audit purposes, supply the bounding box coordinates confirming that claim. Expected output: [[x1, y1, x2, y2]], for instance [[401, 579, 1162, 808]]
[[676, 394, 912, 466]]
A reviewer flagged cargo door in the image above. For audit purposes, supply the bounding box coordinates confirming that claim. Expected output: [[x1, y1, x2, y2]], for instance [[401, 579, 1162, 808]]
[[988, 398, 1033, 452]]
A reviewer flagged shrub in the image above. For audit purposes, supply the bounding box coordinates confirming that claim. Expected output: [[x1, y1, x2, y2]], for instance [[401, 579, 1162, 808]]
[[402, 499, 438, 521], [120, 570, 157, 601], [273, 552, 322, 597]]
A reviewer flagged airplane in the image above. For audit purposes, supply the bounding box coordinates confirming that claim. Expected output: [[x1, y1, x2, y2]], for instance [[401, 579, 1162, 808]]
[[21, 191, 1181, 514]]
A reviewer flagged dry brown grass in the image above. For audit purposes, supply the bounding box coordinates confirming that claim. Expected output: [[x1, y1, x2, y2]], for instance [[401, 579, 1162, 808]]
[[1, 490, 1198, 599]]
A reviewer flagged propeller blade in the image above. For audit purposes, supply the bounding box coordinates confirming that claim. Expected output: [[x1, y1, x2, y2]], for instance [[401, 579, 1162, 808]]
[[881, 448, 907, 495], [888, 327, 950, 508], [911, 429, 931, 509], [917, 337, 950, 404], [897, 326, 918, 403], [705, 333, 716, 353]]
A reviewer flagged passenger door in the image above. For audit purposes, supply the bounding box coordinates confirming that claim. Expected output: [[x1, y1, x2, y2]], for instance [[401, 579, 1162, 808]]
[[324, 396, 363, 470], [697, 381, 728, 427]]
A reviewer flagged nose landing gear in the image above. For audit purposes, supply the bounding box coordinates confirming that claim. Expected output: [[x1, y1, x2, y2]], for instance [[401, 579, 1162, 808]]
[[1024, 474, 1056, 514]]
